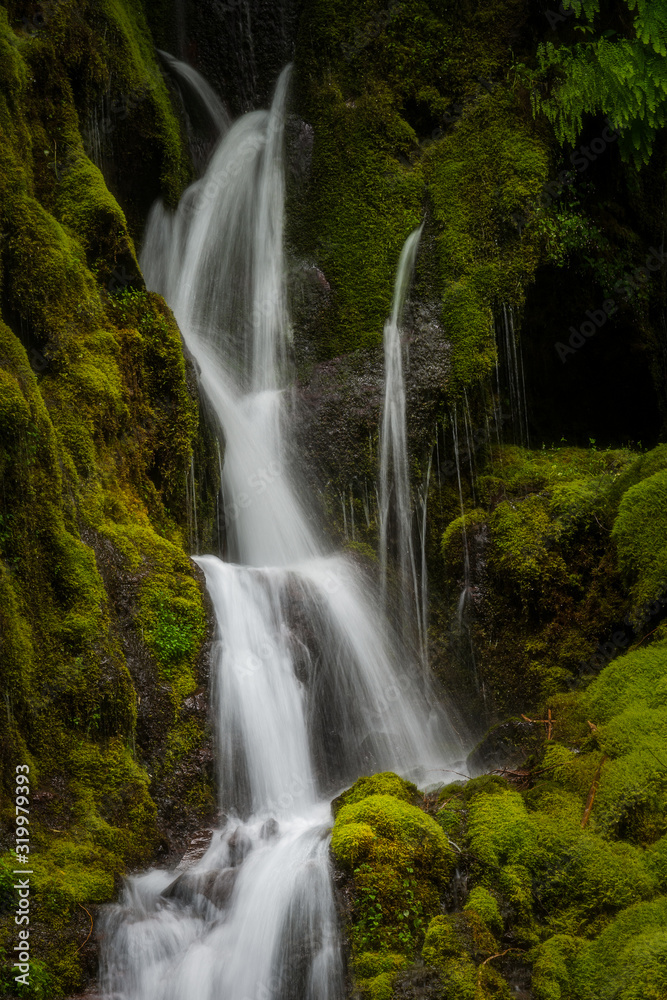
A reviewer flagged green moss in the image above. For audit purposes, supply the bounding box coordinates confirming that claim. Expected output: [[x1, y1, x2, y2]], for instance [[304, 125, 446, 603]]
[[333, 771, 422, 815], [422, 913, 510, 999], [612, 469, 667, 617], [531, 934, 583, 1000], [0, 10, 208, 996], [440, 508, 487, 572], [464, 885, 503, 936], [291, 79, 423, 356], [55, 151, 138, 280], [572, 898, 667, 1000], [444, 443, 646, 710], [466, 785, 656, 933], [332, 779, 454, 957], [422, 915, 466, 965], [421, 90, 549, 394]]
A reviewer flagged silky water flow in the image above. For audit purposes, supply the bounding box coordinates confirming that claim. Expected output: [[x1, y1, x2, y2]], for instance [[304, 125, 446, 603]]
[[100, 64, 463, 1000]]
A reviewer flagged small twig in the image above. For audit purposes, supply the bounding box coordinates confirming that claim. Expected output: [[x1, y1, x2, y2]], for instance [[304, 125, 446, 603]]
[[477, 948, 521, 990], [76, 903, 94, 952], [581, 755, 607, 828], [479, 947, 520, 968], [424, 769, 470, 780], [521, 708, 553, 739], [646, 747, 667, 770], [628, 623, 663, 651]]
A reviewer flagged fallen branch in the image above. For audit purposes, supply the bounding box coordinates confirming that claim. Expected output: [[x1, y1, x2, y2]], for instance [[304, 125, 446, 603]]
[[477, 948, 522, 990], [521, 708, 553, 739], [76, 903, 94, 952], [581, 755, 607, 828]]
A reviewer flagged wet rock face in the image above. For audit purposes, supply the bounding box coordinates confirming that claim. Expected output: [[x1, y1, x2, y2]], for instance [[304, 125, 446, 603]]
[[183, 0, 301, 115], [162, 866, 239, 910], [466, 718, 542, 775], [293, 299, 451, 496]]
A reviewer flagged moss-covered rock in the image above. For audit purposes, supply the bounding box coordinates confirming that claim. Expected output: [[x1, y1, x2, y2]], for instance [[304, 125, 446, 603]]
[[331, 774, 455, 961], [0, 6, 216, 997]]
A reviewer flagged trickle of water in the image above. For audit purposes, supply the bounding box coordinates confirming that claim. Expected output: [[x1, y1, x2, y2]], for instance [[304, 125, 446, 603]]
[[379, 225, 424, 648], [101, 65, 463, 1000], [495, 303, 530, 447], [450, 407, 480, 695], [158, 50, 231, 137]]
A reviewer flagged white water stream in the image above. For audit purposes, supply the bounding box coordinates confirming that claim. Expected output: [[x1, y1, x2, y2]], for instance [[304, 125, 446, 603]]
[[101, 65, 462, 1000], [378, 225, 424, 658]]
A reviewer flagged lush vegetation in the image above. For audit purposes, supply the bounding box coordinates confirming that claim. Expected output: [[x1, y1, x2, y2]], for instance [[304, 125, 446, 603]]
[[0, 0, 665, 997], [0, 4, 216, 996]]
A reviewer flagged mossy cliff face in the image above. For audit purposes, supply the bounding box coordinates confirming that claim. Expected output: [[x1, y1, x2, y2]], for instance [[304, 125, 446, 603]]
[[334, 655, 667, 1000], [290, 0, 549, 374], [435, 441, 667, 721], [0, 5, 216, 997]]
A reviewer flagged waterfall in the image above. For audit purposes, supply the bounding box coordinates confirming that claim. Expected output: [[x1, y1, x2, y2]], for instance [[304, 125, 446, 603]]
[[157, 50, 231, 137], [158, 50, 230, 174], [102, 68, 462, 1000], [378, 225, 424, 654]]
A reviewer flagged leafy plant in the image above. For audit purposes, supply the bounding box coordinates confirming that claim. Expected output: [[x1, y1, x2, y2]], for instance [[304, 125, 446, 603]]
[[528, 0, 667, 165]]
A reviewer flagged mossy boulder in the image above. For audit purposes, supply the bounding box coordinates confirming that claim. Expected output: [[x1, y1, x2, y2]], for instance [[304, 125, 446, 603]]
[[331, 774, 455, 958]]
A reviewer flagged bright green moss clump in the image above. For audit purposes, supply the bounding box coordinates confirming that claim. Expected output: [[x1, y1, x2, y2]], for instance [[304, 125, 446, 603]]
[[612, 468, 667, 619], [332, 774, 454, 961]]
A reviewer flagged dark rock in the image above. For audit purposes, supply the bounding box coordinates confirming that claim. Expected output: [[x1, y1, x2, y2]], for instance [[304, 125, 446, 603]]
[[201, 867, 239, 909], [161, 869, 210, 903], [260, 817, 280, 840], [227, 828, 252, 866], [466, 717, 542, 775]]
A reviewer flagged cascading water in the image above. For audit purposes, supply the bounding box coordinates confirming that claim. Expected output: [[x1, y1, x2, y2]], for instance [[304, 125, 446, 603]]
[[101, 67, 463, 1000], [158, 50, 231, 138], [378, 225, 425, 657]]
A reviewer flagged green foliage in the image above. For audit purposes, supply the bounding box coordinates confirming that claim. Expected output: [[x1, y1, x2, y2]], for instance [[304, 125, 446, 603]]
[[531, 0, 667, 165]]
